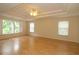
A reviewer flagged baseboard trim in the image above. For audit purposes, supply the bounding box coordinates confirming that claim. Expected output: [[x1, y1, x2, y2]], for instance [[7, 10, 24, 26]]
[[30, 33, 79, 44]]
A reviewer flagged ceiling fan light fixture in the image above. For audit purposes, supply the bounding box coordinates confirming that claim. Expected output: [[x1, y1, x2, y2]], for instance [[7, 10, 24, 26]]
[[30, 9, 37, 16]]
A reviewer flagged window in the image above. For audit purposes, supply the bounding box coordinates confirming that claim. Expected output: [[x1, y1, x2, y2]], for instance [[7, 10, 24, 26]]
[[2, 19, 21, 34], [30, 22, 34, 32], [14, 21, 20, 33], [58, 21, 69, 36], [2, 20, 14, 34]]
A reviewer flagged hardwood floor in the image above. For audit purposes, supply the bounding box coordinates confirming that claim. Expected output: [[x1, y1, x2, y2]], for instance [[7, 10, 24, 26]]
[[0, 36, 79, 55]]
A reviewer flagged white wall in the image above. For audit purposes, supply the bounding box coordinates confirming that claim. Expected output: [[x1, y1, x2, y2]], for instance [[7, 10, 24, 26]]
[[34, 16, 79, 43], [0, 15, 79, 43]]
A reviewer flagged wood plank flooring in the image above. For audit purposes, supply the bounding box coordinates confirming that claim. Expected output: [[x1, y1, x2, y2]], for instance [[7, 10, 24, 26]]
[[0, 36, 79, 55]]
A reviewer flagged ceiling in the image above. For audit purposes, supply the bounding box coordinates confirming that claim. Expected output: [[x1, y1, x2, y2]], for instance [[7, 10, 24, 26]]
[[0, 3, 79, 21]]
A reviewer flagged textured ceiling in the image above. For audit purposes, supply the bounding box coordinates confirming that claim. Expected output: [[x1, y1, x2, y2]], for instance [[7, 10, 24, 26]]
[[0, 3, 79, 21]]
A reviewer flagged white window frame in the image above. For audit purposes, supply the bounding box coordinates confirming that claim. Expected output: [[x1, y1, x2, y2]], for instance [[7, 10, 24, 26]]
[[29, 22, 34, 32], [2, 19, 21, 35], [58, 21, 69, 36], [14, 21, 21, 33]]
